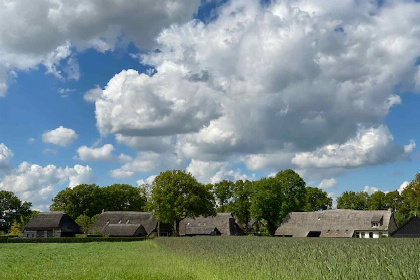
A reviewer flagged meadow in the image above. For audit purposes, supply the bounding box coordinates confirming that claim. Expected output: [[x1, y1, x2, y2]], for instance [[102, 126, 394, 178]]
[[0, 237, 419, 280]]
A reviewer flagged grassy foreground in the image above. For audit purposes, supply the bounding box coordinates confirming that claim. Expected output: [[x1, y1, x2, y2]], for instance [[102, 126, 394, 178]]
[[0, 237, 419, 280]]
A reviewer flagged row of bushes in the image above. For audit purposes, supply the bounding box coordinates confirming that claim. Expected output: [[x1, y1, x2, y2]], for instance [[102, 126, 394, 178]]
[[1, 236, 150, 243]]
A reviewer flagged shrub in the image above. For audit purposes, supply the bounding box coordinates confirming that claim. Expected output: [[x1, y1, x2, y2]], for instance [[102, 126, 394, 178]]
[[6, 237, 150, 243]]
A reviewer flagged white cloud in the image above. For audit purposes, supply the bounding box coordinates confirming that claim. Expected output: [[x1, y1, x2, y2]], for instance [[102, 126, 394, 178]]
[[292, 126, 412, 169], [94, 0, 419, 179], [43, 148, 57, 155], [0, 162, 94, 210], [0, 143, 13, 169], [27, 138, 36, 143], [136, 175, 157, 186], [398, 181, 410, 194], [84, 86, 102, 103], [363, 185, 380, 195], [42, 126, 78, 146], [318, 178, 337, 189], [77, 144, 115, 161], [0, 0, 201, 96], [186, 159, 254, 184]]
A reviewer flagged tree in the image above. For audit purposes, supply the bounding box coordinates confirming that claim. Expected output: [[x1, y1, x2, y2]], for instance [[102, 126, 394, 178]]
[[0, 190, 32, 232], [401, 173, 420, 215], [9, 221, 23, 235], [213, 180, 234, 212], [50, 184, 104, 219], [250, 170, 306, 236], [230, 180, 253, 231], [384, 190, 402, 211], [75, 215, 93, 234], [369, 191, 387, 210], [337, 191, 370, 210], [148, 170, 215, 236], [304, 187, 332, 212], [102, 184, 146, 212]]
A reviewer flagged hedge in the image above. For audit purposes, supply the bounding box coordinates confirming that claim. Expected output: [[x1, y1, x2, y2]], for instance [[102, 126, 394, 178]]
[[4, 237, 151, 243], [0, 236, 8, 243]]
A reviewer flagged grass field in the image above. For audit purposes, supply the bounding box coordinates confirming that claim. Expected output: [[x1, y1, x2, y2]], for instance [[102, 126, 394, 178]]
[[1, 237, 419, 280]]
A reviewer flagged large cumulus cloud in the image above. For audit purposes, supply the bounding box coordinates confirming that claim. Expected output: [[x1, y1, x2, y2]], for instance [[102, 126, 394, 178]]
[[90, 0, 419, 181], [0, 0, 200, 96]]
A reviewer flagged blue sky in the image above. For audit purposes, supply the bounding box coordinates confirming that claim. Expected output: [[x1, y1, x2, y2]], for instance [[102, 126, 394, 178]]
[[0, 0, 419, 210]]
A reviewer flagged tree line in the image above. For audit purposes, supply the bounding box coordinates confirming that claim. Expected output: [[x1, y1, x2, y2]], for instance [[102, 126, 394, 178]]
[[1, 170, 418, 236]]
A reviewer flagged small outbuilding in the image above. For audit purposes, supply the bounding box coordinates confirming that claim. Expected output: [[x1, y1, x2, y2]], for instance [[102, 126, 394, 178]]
[[391, 216, 420, 238], [90, 211, 174, 237], [180, 213, 245, 236], [23, 212, 80, 238], [275, 209, 397, 238]]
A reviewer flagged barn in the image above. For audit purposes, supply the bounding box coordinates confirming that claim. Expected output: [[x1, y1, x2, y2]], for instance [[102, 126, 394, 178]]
[[180, 213, 245, 236], [275, 209, 397, 238], [23, 212, 80, 238], [392, 216, 420, 238], [90, 211, 174, 237]]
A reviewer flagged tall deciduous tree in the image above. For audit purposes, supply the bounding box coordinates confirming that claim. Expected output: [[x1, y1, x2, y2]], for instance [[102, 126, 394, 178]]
[[213, 180, 234, 212], [0, 190, 32, 232], [337, 191, 370, 210], [148, 170, 215, 236], [369, 191, 387, 210], [401, 173, 420, 217], [102, 184, 146, 212], [304, 187, 332, 211], [230, 180, 253, 231], [50, 184, 146, 219], [50, 184, 104, 219], [250, 170, 306, 236]]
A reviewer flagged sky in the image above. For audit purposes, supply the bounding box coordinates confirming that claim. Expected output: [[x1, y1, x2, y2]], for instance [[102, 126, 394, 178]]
[[0, 0, 419, 210]]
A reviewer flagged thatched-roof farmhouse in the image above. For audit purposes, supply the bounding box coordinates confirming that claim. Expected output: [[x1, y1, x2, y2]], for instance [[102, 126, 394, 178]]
[[392, 216, 420, 238], [275, 209, 397, 238], [23, 212, 80, 238], [180, 213, 245, 236], [90, 211, 174, 237]]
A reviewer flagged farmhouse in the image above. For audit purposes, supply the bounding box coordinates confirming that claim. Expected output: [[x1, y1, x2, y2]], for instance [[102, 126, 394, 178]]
[[275, 209, 397, 238], [90, 211, 174, 237], [392, 216, 420, 238], [23, 212, 80, 238], [180, 213, 245, 236]]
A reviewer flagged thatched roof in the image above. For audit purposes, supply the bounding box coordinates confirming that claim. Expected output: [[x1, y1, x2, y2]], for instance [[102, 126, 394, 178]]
[[275, 209, 396, 237], [180, 213, 244, 236], [24, 212, 80, 233], [101, 224, 147, 237], [90, 211, 158, 236], [185, 226, 221, 236]]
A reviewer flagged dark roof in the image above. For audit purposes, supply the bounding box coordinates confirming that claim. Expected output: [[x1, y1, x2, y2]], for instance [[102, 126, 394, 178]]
[[180, 213, 244, 236], [185, 226, 221, 235], [91, 212, 158, 236], [101, 224, 147, 237], [275, 209, 394, 237], [392, 216, 420, 238], [24, 212, 80, 233]]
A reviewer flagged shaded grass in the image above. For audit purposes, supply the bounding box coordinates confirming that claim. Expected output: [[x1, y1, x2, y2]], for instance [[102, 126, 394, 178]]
[[1, 237, 419, 280]]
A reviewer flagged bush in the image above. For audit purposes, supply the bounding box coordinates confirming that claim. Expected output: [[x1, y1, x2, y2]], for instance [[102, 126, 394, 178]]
[[6, 237, 151, 243], [0, 236, 8, 243]]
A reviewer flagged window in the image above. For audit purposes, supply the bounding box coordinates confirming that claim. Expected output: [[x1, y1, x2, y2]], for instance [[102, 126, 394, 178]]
[[356, 232, 360, 238], [36, 230, 44, 238], [372, 222, 379, 227], [126, 220, 130, 224], [361, 232, 365, 238], [369, 232, 373, 238], [47, 230, 53, 238], [118, 220, 122, 224]]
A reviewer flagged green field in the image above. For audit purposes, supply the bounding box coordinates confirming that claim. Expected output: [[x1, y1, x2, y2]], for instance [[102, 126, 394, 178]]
[[1, 237, 419, 280]]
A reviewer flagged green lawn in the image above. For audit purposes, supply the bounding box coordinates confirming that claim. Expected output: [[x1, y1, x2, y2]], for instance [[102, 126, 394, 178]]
[[1, 237, 419, 280]]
